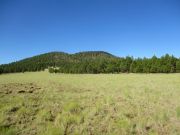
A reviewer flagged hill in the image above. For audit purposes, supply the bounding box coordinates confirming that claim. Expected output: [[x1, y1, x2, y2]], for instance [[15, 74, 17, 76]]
[[73, 51, 117, 59], [0, 51, 117, 73], [0, 51, 180, 74]]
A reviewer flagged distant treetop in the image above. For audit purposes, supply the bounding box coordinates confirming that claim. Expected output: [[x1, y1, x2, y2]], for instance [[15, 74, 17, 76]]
[[0, 51, 180, 74]]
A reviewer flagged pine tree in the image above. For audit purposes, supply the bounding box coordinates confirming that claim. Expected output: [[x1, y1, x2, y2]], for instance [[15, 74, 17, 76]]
[[176, 60, 180, 73]]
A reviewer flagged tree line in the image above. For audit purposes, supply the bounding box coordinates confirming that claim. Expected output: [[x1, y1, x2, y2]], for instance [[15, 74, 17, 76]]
[[48, 54, 180, 74], [0, 52, 180, 74]]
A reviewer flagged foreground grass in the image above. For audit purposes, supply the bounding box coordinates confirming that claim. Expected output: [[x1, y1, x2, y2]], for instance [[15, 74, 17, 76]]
[[0, 72, 180, 135]]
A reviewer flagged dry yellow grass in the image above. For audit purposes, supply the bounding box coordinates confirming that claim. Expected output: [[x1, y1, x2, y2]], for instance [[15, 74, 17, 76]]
[[0, 72, 180, 135]]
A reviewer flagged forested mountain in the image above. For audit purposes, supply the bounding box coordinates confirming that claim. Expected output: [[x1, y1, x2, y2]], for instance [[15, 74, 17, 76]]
[[0, 51, 117, 74], [73, 51, 116, 60], [0, 52, 70, 73], [0, 51, 180, 74]]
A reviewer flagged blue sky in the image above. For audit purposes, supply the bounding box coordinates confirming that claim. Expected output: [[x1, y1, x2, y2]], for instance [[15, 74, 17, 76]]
[[0, 0, 180, 64]]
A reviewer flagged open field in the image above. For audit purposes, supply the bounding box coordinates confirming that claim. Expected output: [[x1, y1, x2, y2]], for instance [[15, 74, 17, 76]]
[[0, 72, 180, 135]]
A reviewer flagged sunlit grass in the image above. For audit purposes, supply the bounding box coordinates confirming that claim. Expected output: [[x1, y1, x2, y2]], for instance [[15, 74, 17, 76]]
[[0, 72, 180, 135]]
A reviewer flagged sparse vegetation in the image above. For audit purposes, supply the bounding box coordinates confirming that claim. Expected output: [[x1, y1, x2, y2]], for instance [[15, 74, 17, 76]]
[[0, 72, 180, 135]]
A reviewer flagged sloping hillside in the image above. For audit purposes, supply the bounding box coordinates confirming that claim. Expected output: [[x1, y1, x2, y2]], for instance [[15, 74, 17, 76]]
[[0, 52, 179, 74], [0, 51, 117, 73]]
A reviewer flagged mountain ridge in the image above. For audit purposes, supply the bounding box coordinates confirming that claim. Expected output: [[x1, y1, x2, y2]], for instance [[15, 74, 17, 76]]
[[0, 51, 180, 74], [1, 51, 117, 65], [0, 51, 118, 73]]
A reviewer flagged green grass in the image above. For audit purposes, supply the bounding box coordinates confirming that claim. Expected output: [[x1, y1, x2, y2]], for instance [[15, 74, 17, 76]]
[[0, 72, 180, 135]]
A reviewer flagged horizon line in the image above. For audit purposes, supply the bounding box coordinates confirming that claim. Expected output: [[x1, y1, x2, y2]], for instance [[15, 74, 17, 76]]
[[1, 50, 179, 65]]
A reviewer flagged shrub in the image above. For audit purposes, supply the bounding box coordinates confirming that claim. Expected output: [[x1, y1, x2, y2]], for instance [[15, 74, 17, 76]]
[[48, 67, 54, 73]]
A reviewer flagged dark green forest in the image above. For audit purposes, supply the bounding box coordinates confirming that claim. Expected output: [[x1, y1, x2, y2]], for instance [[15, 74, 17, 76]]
[[0, 51, 180, 74]]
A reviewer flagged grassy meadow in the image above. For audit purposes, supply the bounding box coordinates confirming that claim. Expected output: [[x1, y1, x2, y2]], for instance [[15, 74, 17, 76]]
[[0, 72, 180, 135]]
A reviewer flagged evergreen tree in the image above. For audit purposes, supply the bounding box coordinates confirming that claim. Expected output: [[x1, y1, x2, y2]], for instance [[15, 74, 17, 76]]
[[176, 60, 180, 73], [0, 51, 180, 74]]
